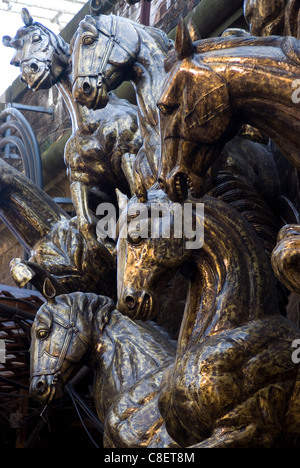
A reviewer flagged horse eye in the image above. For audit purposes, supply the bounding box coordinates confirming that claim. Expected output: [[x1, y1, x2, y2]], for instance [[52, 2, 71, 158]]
[[157, 103, 178, 115], [83, 36, 96, 46], [32, 34, 41, 43], [128, 234, 143, 246], [37, 329, 49, 340]]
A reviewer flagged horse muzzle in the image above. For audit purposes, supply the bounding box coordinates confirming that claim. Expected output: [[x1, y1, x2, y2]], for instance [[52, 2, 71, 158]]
[[21, 59, 51, 91], [118, 288, 158, 321], [30, 373, 63, 404], [72, 76, 109, 110]]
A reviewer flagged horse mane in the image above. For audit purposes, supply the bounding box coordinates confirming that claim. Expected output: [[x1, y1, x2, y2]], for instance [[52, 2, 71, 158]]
[[208, 170, 289, 314], [43, 292, 115, 326], [134, 20, 173, 54]]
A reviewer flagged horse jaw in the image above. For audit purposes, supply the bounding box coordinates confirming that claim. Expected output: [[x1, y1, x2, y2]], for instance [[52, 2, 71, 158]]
[[158, 137, 219, 202]]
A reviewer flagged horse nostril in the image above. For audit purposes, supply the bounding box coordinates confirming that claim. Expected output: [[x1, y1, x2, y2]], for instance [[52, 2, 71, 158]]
[[30, 62, 39, 73], [36, 378, 47, 395], [83, 81, 92, 95], [125, 294, 136, 310]]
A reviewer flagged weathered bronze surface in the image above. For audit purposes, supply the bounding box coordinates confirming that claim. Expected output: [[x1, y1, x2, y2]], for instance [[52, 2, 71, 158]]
[[71, 4, 173, 199], [116, 187, 300, 447], [4, 8, 142, 240], [30, 291, 178, 448], [0, 157, 116, 297], [2, 0, 300, 449], [157, 19, 300, 202], [244, 0, 300, 38]]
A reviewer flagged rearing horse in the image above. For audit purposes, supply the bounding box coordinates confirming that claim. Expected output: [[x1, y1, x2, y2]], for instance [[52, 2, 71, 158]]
[[116, 187, 300, 447], [157, 19, 300, 202], [157, 18, 300, 297], [71, 4, 173, 199]]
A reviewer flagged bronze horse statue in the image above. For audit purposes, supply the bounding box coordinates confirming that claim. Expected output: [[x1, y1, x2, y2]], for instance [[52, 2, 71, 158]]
[[3, 7, 142, 248], [157, 19, 300, 202], [71, 0, 173, 199], [157, 19, 300, 296], [116, 187, 300, 447], [29, 290, 178, 448]]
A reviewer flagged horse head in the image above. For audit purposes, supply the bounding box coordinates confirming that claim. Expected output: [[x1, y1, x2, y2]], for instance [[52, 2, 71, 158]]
[[3, 8, 70, 91], [30, 287, 113, 405], [71, 7, 139, 110], [157, 18, 233, 202], [116, 188, 193, 321]]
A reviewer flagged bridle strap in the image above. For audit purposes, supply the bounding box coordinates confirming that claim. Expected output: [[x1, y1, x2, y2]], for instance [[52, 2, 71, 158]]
[[96, 15, 117, 88], [32, 308, 90, 378]]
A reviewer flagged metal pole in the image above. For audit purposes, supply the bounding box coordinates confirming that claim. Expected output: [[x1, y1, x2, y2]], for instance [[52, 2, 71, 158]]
[[140, 0, 151, 26]]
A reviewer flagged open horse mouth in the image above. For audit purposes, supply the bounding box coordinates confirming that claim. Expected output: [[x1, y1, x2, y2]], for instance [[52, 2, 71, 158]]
[[138, 292, 153, 321], [121, 290, 157, 321], [21, 66, 52, 91], [175, 172, 192, 202]]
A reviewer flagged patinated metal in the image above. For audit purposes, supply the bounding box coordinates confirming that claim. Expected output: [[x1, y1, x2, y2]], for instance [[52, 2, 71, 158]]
[[0, 157, 116, 297], [30, 291, 178, 448], [71, 4, 173, 199], [2, 0, 300, 448], [116, 187, 300, 447], [157, 20, 300, 202], [3, 7, 142, 242]]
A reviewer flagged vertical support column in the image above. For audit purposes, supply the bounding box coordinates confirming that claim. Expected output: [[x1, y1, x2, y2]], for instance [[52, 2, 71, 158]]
[[140, 0, 151, 25]]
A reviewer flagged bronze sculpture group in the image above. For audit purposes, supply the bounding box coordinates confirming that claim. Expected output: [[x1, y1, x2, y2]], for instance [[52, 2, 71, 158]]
[[2, 0, 300, 448]]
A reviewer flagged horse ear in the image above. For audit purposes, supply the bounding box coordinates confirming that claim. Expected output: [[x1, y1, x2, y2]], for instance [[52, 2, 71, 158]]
[[2, 36, 12, 48], [175, 17, 194, 59], [116, 189, 128, 213], [90, 0, 102, 16], [21, 8, 34, 27], [187, 18, 201, 41], [43, 278, 57, 303]]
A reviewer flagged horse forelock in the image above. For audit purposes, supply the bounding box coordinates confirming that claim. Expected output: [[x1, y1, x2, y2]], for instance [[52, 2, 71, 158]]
[[53, 292, 114, 325], [35, 305, 53, 329]]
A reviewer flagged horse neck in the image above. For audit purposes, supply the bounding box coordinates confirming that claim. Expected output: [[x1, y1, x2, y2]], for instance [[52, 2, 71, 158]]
[[90, 307, 174, 419], [177, 196, 279, 354], [210, 36, 300, 170], [56, 72, 87, 133], [131, 25, 170, 130], [130, 26, 171, 178]]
